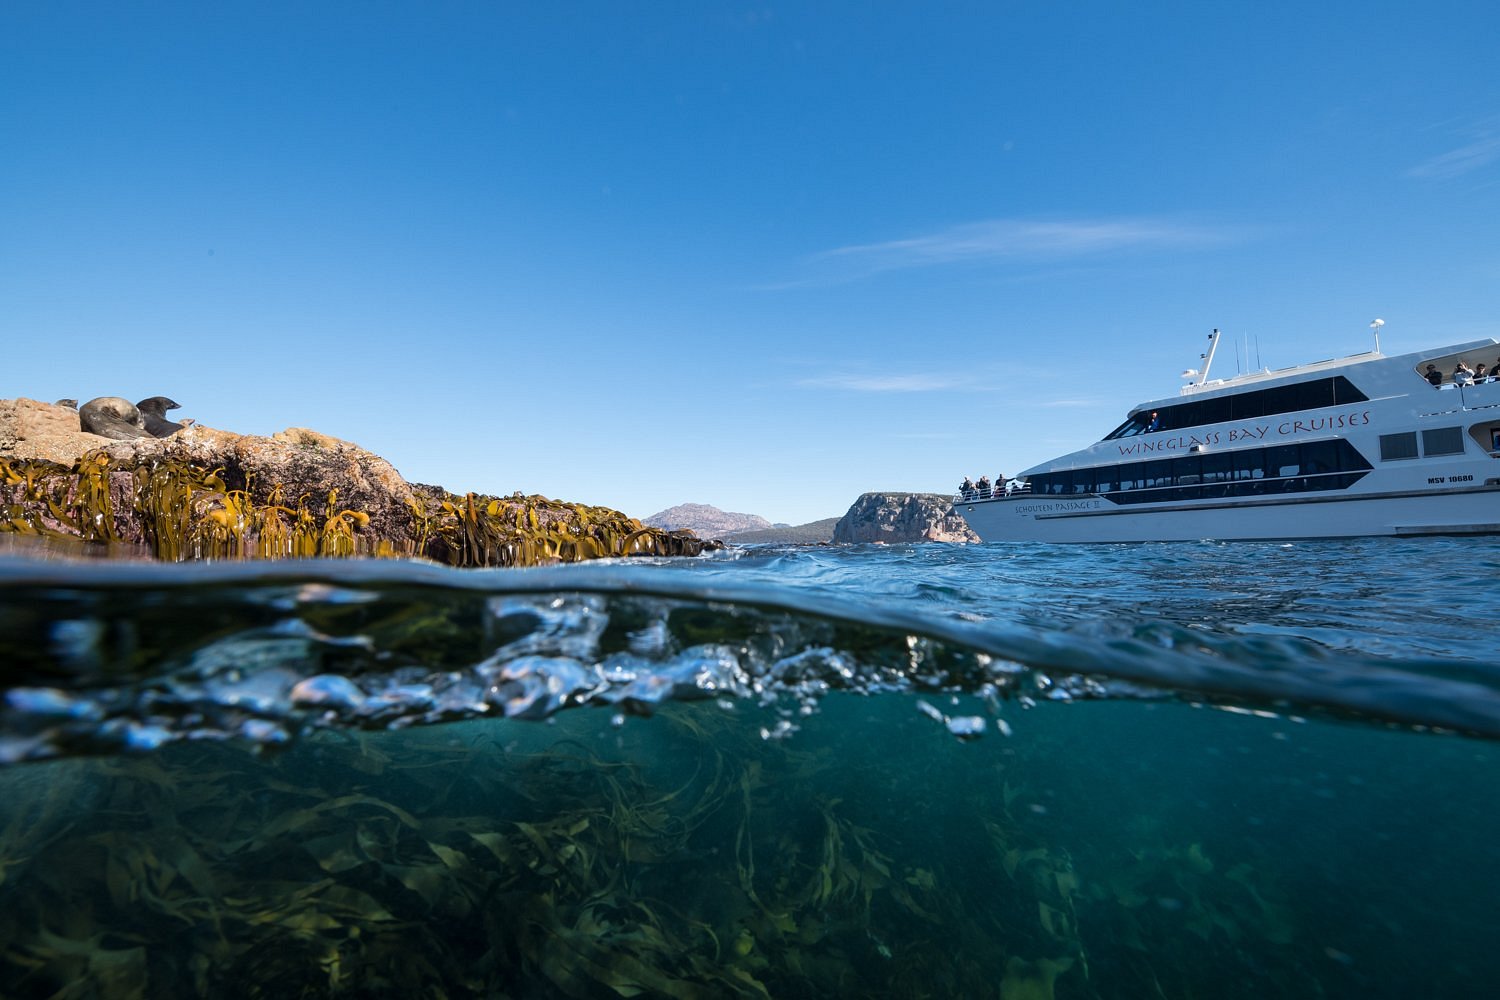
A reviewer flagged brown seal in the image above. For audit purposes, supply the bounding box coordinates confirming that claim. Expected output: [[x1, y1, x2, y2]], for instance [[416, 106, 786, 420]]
[[135, 396, 188, 438], [79, 397, 148, 440]]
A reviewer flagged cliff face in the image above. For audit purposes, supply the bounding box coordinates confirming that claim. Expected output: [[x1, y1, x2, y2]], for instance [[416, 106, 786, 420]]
[[832, 492, 979, 544]]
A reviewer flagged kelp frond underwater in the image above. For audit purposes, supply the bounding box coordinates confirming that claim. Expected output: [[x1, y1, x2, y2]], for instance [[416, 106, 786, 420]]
[[0, 702, 1314, 999], [0, 453, 710, 567]]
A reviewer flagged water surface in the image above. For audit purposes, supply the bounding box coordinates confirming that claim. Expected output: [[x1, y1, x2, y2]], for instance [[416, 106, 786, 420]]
[[2, 537, 1496, 997]]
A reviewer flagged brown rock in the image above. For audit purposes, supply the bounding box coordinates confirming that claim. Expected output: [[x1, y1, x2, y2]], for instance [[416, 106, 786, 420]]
[[1, 397, 714, 564], [832, 492, 979, 544], [0, 397, 117, 464]]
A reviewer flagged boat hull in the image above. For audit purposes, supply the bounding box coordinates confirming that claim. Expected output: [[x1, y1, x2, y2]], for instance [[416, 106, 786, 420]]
[[954, 486, 1500, 543]]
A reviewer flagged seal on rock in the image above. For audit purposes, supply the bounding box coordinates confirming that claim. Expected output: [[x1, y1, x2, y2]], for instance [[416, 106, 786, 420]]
[[135, 396, 189, 438], [78, 397, 148, 440]]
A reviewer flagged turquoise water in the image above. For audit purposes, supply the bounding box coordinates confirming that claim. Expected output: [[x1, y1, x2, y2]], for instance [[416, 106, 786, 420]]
[[2, 538, 1499, 997]]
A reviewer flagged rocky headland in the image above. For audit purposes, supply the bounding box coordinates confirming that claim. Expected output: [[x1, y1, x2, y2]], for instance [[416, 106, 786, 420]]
[[645, 496, 978, 547], [832, 492, 979, 544], [0, 397, 714, 566]]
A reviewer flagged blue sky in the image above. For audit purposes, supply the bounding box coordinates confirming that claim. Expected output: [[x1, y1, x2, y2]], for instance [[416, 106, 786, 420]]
[[4, 2, 1498, 525]]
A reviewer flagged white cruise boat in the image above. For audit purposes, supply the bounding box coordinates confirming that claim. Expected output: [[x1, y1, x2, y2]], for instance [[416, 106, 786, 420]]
[[955, 329, 1500, 542]]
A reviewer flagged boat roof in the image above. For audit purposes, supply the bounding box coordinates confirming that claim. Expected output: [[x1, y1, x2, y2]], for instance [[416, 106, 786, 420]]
[[1012, 334, 1500, 480], [1127, 336, 1500, 415]]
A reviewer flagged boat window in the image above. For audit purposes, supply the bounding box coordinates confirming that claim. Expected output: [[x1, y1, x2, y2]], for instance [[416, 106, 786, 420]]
[[1143, 460, 1174, 489], [1266, 445, 1300, 478], [1106, 417, 1146, 439], [1468, 423, 1500, 454], [1300, 440, 1339, 475], [1030, 439, 1372, 503], [1103, 376, 1370, 439], [1422, 427, 1465, 457], [1232, 451, 1265, 480], [1201, 453, 1232, 483], [1379, 432, 1419, 461]]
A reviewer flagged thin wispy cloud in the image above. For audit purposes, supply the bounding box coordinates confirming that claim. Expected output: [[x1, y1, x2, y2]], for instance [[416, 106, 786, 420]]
[[793, 216, 1233, 284], [797, 372, 968, 392], [1408, 119, 1500, 179]]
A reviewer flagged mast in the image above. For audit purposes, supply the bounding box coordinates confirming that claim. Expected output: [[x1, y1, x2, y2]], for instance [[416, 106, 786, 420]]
[[1199, 329, 1222, 385]]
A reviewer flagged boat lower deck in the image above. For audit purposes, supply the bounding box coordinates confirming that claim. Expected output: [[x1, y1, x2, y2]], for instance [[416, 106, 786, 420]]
[[954, 485, 1500, 542]]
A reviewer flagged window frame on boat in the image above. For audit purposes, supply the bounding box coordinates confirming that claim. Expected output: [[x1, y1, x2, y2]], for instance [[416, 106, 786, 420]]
[[1380, 426, 1468, 461], [1030, 439, 1373, 505], [1105, 376, 1370, 439]]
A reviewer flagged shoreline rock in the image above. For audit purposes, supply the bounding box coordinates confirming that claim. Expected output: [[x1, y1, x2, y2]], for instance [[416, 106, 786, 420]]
[[832, 492, 978, 544], [0, 398, 716, 566]]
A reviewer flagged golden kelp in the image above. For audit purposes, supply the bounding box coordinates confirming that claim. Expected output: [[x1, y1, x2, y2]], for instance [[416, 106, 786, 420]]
[[410, 492, 707, 568], [0, 454, 711, 567]]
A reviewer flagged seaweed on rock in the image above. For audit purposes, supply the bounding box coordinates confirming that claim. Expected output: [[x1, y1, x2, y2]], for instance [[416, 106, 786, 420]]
[[0, 454, 714, 567]]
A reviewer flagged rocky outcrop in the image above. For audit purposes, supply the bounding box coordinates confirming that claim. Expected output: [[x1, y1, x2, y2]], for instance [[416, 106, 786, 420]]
[[832, 492, 979, 544], [645, 503, 772, 539], [0, 397, 112, 463], [1, 398, 714, 566]]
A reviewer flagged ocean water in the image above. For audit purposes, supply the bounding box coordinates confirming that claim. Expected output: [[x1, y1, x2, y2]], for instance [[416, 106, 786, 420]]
[[2, 536, 1499, 998]]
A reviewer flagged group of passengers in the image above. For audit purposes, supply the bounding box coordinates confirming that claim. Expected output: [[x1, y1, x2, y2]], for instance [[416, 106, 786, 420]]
[[958, 474, 1011, 500], [1425, 360, 1500, 387]]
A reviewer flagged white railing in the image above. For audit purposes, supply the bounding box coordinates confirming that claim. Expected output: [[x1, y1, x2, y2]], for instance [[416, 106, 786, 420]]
[[955, 483, 1030, 502]]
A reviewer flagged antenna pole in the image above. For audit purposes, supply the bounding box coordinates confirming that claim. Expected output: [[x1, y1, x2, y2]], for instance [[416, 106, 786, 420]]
[[1200, 329, 1221, 384]]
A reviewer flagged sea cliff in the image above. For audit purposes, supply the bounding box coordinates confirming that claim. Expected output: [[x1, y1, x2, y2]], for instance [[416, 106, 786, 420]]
[[0, 398, 713, 566], [832, 492, 978, 544]]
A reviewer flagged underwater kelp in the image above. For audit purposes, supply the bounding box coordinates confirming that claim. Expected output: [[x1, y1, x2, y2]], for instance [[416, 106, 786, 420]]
[[0, 701, 1331, 1000], [0, 454, 711, 567]]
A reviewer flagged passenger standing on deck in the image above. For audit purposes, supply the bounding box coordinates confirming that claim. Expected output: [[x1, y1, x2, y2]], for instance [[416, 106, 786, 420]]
[[1425, 364, 1444, 386], [977, 475, 992, 499], [960, 476, 975, 500], [1454, 362, 1475, 386], [996, 473, 1008, 495]]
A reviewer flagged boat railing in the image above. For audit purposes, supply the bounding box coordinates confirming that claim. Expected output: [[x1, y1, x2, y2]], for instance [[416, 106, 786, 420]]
[[955, 483, 1030, 503], [1438, 375, 1500, 389]]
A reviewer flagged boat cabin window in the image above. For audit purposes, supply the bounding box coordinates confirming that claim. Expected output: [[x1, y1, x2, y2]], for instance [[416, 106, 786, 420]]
[[1422, 426, 1465, 457], [1266, 445, 1300, 478], [1233, 451, 1265, 480], [1301, 440, 1341, 474], [1105, 376, 1369, 439], [1201, 453, 1232, 483], [1032, 439, 1372, 505], [1379, 433, 1418, 461]]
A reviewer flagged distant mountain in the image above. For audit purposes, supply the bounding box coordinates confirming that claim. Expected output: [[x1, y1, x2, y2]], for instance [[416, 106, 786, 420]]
[[644, 503, 772, 539]]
